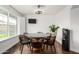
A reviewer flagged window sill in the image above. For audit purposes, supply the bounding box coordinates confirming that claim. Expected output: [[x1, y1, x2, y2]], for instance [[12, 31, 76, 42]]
[[0, 35, 19, 42]]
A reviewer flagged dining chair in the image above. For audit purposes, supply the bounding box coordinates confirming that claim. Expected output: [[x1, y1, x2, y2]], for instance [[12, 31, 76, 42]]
[[43, 35, 56, 53], [19, 35, 31, 54], [30, 37, 43, 53]]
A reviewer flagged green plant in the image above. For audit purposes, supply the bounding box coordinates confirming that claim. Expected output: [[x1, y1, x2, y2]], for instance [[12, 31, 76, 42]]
[[49, 24, 59, 32]]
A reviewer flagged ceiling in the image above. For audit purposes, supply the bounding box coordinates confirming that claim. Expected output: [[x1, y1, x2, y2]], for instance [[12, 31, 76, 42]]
[[11, 5, 67, 15]]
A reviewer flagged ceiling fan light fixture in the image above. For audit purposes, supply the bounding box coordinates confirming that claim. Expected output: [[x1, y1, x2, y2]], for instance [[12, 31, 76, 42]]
[[35, 10, 42, 14], [34, 5, 44, 15]]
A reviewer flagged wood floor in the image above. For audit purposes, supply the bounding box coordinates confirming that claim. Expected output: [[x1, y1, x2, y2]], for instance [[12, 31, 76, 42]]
[[3, 41, 78, 54]]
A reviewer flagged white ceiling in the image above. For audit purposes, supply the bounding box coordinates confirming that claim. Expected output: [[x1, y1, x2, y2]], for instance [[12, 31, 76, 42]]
[[11, 5, 66, 15]]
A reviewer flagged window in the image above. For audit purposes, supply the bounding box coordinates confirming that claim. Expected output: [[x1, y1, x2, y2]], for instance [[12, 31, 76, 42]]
[[0, 9, 17, 39], [8, 14, 17, 36]]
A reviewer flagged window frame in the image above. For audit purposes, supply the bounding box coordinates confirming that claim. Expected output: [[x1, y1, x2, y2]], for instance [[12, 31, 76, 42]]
[[0, 8, 18, 39], [8, 13, 17, 36]]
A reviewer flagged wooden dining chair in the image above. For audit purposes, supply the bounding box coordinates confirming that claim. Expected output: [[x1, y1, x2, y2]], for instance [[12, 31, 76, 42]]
[[30, 37, 43, 53], [19, 35, 31, 54], [43, 35, 56, 53]]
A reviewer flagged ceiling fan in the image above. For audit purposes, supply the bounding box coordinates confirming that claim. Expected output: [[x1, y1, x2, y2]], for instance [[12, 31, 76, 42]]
[[34, 5, 44, 14]]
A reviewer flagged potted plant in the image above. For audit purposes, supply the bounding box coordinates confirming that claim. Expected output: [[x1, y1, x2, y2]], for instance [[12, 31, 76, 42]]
[[49, 24, 59, 36]]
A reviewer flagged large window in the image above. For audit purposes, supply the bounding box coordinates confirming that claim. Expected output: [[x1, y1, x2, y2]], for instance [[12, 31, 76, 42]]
[[8, 14, 17, 36], [0, 9, 17, 39]]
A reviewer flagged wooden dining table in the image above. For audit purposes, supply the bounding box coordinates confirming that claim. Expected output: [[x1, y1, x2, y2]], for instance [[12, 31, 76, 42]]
[[24, 33, 50, 39], [24, 33, 51, 52], [24, 33, 52, 44], [24, 33, 56, 53]]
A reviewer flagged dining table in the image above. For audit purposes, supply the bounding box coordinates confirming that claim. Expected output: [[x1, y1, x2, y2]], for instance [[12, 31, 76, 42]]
[[24, 33, 56, 52], [24, 33, 51, 40], [24, 33, 51, 44]]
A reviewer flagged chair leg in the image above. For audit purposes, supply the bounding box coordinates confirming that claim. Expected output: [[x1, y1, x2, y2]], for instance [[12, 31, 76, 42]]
[[46, 45, 48, 50], [31, 47, 33, 53], [30, 47, 33, 54], [27, 44, 30, 47], [19, 45, 22, 50], [42, 44, 45, 51], [53, 45, 56, 53], [28, 44, 30, 47], [21, 45, 24, 54], [40, 48, 42, 53], [50, 46, 53, 52], [19, 43, 22, 50], [30, 45, 31, 51], [29, 44, 33, 54]]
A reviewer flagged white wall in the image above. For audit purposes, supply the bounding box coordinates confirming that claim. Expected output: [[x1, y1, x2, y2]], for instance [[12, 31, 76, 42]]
[[71, 7, 79, 52], [55, 5, 79, 53], [19, 17, 26, 34], [55, 6, 71, 44], [26, 15, 56, 33]]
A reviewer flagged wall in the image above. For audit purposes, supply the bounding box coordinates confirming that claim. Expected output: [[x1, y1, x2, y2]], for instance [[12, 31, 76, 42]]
[[26, 15, 56, 33], [55, 5, 79, 53], [19, 17, 26, 34], [55, 6, 71, 44], [71, 7, 79, 52]]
